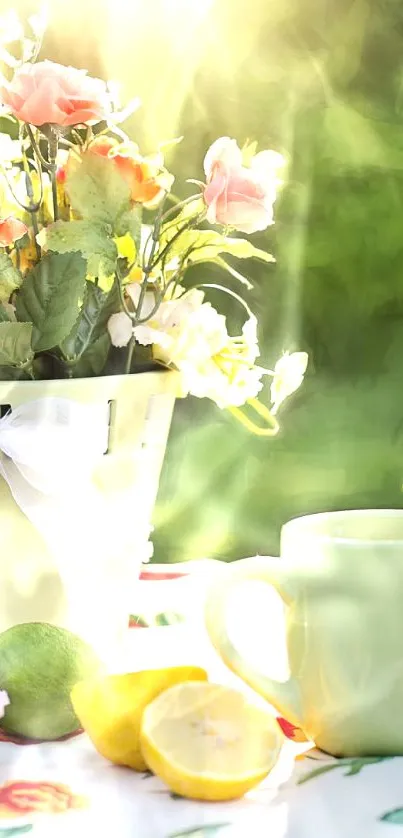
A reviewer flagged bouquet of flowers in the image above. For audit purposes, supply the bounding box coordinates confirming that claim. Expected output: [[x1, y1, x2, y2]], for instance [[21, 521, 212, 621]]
[[0, 9, 307, 435]]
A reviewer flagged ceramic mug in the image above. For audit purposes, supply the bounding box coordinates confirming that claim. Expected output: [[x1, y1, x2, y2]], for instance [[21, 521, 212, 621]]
[[205, 510, 403, 756]]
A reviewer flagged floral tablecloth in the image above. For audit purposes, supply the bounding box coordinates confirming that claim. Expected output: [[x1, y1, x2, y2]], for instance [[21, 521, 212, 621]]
[[1, 561, 403, 837], [1, 729, 403, 836]]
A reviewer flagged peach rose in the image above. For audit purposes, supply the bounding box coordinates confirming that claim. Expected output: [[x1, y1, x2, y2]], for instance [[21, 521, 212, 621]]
[[203, 137, 283, 234], [0, 60, 110, 127], [0, 216, 28, 247], [88, 136, 174, 206]]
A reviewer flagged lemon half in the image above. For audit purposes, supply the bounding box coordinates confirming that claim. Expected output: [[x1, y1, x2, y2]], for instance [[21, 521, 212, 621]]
[[140, 680, 283, 801]]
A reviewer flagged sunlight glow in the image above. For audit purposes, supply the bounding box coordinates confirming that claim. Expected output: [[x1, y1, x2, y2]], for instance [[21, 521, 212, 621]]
[[101, 0, 216, 149]]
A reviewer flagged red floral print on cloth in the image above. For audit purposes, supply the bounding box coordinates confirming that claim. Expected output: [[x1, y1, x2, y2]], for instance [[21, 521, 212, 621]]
[[277, 716, 308, 742], [0, 780, 86, 819]]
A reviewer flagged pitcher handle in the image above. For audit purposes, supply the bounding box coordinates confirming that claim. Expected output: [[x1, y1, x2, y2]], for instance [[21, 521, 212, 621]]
[[205, 555, 302, 727]]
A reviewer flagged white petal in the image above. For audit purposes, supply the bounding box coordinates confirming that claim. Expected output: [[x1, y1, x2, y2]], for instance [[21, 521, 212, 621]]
[[271, 351, 308, 413], [250, 149, 285, 176], [107, 312, 132, 347], [242, 315, 258, 346], [203, 136, 242, 178], [133, 323, 172, 348], [126, 285, 156, 320]]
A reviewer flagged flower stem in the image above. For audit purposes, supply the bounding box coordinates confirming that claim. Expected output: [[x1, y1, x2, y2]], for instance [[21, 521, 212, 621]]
[[123, 200, 166, 374], [228, 399, 279, 437], [24, 172, 41, 260], [26, 124, 50, 170], [125, 334, 137, 375], [48, 130, 59, 222], [160, 194, 201, 225], [149, 213, 204, 273], [116, 266, 135, 320]]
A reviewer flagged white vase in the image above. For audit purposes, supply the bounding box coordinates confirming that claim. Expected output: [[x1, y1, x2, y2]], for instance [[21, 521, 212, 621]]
[[0, 369, 181, 667]]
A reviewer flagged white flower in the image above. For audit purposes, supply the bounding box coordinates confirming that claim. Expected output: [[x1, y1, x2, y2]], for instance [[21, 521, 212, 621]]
[[155, 303, 264, 408], [129, 284, 205, 351], [270, 351, 308, 415], [107, 312, 132, 348], [240, 316, 259, 361], [250, 149, 285, 179], [182, 356, 264, 408], [155, 301, 227, 367], [153, 289, 211, 361], [126, 283, 172, 348], [0, 690, 9, 719], [107, 282, 265, 409]]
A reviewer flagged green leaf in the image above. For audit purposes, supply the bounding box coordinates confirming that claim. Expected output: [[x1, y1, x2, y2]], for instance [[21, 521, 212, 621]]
[[115, 205, 142, 248], [0, 826, 33, 837], [66, 153, 132, 230], [15, 252, 86, 352], [0, 322, 33, 367], [159, 226, 274, 275], [298, 756, 390, 785], [169, 825, 231, 837], [0, 251, 22, 302], [154, 611, 185, 626], [0, 365, 31, 381], [345, 756, 391, 775], [43, 220, 118, 280], [381, 808, 403, 824], [186, 232, 275, 264], [298, 763, 342, 784], [60, 281, 118, 362], [71, 333, 111, 377], [161, 197, 205, 240]]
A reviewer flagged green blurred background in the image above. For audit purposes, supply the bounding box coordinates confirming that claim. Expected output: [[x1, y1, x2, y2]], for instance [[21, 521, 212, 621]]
[[10, 0, 403, 560]]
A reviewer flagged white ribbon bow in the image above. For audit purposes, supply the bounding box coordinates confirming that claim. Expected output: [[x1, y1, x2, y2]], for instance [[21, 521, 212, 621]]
[[0, 398, 125, 651], [0, 398, 111, 559], [0, 397, 110, 499], [0, 396, 157, 663]]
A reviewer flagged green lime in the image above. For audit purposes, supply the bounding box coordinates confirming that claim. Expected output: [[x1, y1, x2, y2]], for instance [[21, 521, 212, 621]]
[[0, 623, 102, 740]]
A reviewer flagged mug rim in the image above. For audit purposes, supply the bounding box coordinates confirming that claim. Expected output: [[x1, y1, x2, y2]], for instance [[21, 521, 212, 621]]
[[282, 508, 403, 545]]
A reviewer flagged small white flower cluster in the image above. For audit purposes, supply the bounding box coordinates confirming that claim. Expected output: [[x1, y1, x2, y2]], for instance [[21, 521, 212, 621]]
[[108, 278, 307, 412]]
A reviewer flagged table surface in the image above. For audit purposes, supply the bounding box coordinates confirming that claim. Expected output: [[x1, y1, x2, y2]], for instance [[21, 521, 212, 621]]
[[1, 700, 403, 837], [0, 563, 402, 837]]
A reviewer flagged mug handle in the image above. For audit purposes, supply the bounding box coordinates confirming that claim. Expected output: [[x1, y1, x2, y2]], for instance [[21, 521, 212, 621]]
[[205, 555, 302, 727]]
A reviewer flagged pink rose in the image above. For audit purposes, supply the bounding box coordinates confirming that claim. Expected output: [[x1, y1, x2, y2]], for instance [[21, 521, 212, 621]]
[[0, 60, 110, 127], [0, 217, 28, 247], [203, 137, 283, 234]]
